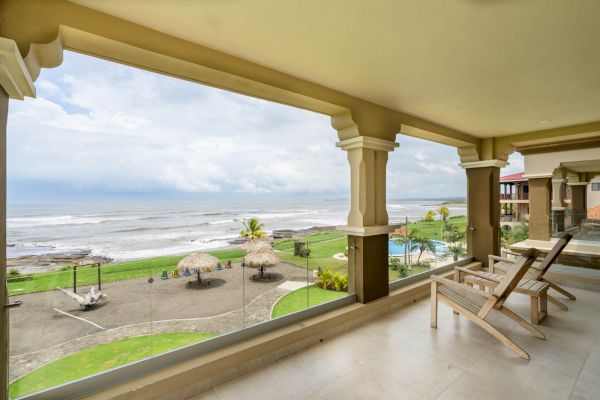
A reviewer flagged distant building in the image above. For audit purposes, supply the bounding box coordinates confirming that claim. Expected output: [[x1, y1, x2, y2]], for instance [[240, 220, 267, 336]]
[[500, 172, 529, 228]]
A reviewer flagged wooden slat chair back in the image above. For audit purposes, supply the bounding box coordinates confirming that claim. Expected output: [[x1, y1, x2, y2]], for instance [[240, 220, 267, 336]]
[[525, 233, 572, 281], [431, 248, 544, 360], [483, 248, 541, 314]]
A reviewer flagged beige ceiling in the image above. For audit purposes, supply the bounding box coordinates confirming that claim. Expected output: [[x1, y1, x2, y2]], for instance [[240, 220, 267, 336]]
[[562, 159, 600, 173], [72, 0, 600, 138]]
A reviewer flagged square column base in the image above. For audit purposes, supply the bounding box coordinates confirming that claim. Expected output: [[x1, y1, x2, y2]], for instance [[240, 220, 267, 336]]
[[348, 234, 389, 303]]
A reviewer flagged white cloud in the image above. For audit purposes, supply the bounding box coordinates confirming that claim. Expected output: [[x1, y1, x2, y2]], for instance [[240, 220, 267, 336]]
[[5, 51, 492, 201]]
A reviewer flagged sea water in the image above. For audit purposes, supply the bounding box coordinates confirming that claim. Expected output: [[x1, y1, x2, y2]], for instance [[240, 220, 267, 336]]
[[7, 200, 466, 261]]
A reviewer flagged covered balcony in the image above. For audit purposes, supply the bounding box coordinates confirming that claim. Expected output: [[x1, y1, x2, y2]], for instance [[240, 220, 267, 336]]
[[0, 1, 599, 399]]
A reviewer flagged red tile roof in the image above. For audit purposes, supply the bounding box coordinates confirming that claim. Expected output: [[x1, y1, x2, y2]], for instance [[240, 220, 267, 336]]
[[589, 204, 600, 220], [500, 172, 526, 182]]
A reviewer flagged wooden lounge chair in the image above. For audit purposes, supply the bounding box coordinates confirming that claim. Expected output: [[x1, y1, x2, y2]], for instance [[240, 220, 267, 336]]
[[431, 248, 544, 360], [457, 233, 574, 311]]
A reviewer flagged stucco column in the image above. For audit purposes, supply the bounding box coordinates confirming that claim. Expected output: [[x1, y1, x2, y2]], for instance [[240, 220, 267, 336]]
[[0, 88, 7, 400], [336, 136, 398, 303], [460, 160, 506, 268], [569, 182, 588, 226], [528, 176, 552, 240], [552, 178, 566, 234]]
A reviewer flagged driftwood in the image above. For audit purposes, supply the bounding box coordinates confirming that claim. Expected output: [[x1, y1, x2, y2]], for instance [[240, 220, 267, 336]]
[[57, 286, 107, 310]]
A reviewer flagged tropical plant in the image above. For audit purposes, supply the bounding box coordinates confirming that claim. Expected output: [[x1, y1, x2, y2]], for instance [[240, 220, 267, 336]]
[[423, 210, 436, 223], [500, 225, 512, 249], [511, 222, 529, 243], [316, 268, 348, 291], [413, 236, 435, 263], [315, 268, 334, 289], [448, 243, 466, 262], [438, 206, 449, 223], [332, 273, 345, 291], [240, 218, 267, 240], [389, 257, 400, 271], [8, 268, 20, 277], [397, 263, 409, 278], [394, 231, 418, 264], [442, 222, 455, 240], [446, 226, 465, 244]]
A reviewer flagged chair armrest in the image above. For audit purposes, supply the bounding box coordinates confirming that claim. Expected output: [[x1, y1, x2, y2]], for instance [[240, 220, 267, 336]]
[[431, 275, 495, 299], [489, 255, 513, 264], [454, 267, 503, 283]]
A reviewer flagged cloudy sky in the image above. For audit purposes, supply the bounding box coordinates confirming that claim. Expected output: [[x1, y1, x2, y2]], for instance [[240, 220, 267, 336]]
[[6, 51, 523, 204]]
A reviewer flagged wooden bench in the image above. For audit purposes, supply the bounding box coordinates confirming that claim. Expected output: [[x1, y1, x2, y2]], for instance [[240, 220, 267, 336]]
[[459, 270, 549, 325]]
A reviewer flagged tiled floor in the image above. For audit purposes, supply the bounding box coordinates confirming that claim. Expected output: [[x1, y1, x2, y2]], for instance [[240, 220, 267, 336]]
[[191, 286, 600, 400]]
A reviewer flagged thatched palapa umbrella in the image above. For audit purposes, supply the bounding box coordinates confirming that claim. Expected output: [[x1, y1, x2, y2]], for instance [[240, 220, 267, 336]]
[[177, 252, 220, 284], [240, 239, 272, 253], [244, 248, 278, 280]]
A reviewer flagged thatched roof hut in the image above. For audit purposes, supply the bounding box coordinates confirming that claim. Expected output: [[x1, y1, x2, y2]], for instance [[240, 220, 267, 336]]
[[177, 252, 220, 272], [240, 239, 272, 253], [244, 248, 278, 268]]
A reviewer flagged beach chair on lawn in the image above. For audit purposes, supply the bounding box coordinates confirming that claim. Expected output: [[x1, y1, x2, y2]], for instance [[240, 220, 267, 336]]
[[456, 234, 574, 311], [172, 269, 180, 278], [182, 268, 191, 277], [216, 263, 223, 271], [431, 248, 545, 360], [160, 270, 169, 280]]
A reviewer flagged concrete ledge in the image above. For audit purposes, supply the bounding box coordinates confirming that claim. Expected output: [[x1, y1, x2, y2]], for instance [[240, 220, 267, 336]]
[[511, 239, 600, 269], [82, 262, 481, 400]]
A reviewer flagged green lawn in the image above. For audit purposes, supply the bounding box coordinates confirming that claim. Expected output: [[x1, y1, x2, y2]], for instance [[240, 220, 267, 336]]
[[395, 215, 467, 240], [271, 285, 347, 318], [8, 248, 244, 296], [273, 231, 348, 274], [9, 332, 215, 399]]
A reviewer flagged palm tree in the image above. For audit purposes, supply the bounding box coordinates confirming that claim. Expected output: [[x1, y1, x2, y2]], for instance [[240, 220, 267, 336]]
[[413, 236, 435, 264], [395, 231, 418, 264], [446, 227, 465, 244], [438, 206, 449, 223], [448, 243, 466, 261], [240, 218, 267, 240]]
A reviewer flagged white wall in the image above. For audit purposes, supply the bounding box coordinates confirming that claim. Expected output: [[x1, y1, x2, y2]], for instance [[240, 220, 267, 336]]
[[588, 176, 600, 209]]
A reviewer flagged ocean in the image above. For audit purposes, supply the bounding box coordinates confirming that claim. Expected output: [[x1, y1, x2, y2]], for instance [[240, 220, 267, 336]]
[[7, 200, 466, 262]]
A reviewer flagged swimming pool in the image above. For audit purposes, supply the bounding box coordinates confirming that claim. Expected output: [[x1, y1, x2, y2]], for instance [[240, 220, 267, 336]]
[[388, 239, 448, 256]]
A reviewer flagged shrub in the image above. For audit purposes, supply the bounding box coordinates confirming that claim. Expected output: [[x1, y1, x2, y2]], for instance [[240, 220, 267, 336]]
[[316, 268, 348, 292], [8, 268, 20, 277], [389, 257, 401, 271], [397, 263, 409, 278]]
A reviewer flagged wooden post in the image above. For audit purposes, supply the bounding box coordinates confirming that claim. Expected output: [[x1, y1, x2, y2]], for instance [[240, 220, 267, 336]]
[[73, 265, 78, 293], [97, 263, 101, 290]]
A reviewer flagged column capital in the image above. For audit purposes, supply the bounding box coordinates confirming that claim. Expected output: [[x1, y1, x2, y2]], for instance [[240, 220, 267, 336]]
[[524, 173, 553, 179], [336, 224, 401, 237], [336, 136, 399, 152], [552, 178, 567, 183], [459, 159, 508, 169], [0, 38, 35, 99], [567, 182, 588, 186]]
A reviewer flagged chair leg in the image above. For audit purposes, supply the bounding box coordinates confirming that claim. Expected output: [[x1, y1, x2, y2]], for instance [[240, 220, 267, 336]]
[[431, 282, 438, 328], [545, 280, 576, 300], [499, 306, 546, 339], [478, 317, 530, 360], [438, 295, 530, 360], [548, 294, 569, 311]]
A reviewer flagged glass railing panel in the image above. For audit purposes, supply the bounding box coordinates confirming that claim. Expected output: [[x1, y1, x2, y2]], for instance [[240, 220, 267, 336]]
[[7, 262, 152, 399], [269, 232, 350, 319], [389, 213, 468, 283]]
